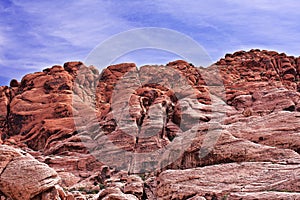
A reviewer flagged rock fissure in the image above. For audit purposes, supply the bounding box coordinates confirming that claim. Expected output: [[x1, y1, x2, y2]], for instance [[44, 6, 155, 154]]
[[0, 50, 300, 199]]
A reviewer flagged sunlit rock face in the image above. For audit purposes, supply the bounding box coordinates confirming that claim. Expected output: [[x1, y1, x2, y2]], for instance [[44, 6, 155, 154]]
[[0, 49, 300, 199]]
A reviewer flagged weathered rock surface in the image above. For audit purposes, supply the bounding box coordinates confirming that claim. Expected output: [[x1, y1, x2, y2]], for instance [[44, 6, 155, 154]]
[[0, 86, 12, 143], [98, 187, 139, 200], [0, 63, 104, 199], [228, 191, 300, 200], [155, 162, 300, 199], [96, 172, 144, 200], [0, 49, 300, 199], [0, 145, 61, 200]]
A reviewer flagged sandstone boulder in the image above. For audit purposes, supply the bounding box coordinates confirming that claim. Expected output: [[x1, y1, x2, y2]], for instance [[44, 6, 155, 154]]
[[0, 145, 61, 200], [155, 162, 300, 199]]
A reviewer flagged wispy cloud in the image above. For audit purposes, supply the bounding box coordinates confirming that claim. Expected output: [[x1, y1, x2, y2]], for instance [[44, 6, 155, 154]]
[[0, 0, 299, 85], [0, 0, 132, 84], [151, 0, 300, 59], [111, 48, 183, 67]]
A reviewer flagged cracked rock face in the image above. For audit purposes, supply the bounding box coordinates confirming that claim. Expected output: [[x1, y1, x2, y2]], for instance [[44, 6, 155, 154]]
[[154, 162, 300, 199], [0, 49, 300, 199], [72, 61, 214, 174], [0, 145, 61, 200]]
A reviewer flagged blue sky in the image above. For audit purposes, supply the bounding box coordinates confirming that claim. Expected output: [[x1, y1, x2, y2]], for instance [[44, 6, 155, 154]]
[[0, 0, 300, 85]]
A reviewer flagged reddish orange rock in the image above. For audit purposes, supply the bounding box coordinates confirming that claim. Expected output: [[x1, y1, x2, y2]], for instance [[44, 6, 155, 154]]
[[0, 49, 300, 199]]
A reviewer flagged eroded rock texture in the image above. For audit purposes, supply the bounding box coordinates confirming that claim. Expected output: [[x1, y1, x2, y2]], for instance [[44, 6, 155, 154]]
[[0, 145, 61, 200], [0, 49, 299, 199], [155, 162, 300, 199]]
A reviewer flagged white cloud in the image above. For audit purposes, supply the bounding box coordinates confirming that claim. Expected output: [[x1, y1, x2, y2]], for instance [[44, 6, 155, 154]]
[[12, 0, 132, 48], [1, 0, 300, 82], [0, 0, 134, 79], [152, 0, 300, 57]]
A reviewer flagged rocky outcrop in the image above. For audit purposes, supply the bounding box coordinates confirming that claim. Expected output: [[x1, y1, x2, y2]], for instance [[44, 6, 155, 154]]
[[167, 129, 300, 170], [0, 63, 104, 197], [154, 162, 300, 199], [0, 49, 300, 199], [0, 86, 12, 144], [97, 172, 144, 200], [216, 50, 300, 114], [0, 145, 61, 200], [227, 111, 300, 153], [228, 192, 300, 200], [6, 64, 80, 151], [79, 61, 214, 174]]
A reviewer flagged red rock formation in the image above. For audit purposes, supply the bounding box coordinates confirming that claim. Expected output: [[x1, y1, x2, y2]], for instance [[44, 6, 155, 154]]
[[0, 49, 299, 199], [154, 162, 300, 199], [0, 145, 62, 200]]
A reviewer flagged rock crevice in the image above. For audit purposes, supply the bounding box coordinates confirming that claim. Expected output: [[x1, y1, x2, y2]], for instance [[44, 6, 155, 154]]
[[0, 50, 300, 199]]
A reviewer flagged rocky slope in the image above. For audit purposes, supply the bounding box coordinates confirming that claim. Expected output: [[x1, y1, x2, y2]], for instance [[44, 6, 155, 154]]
[[0, 49, 299, 199]]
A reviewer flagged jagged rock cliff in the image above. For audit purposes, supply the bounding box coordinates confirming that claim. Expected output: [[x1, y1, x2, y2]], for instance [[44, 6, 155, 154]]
[[0, 49, 300, 199]]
